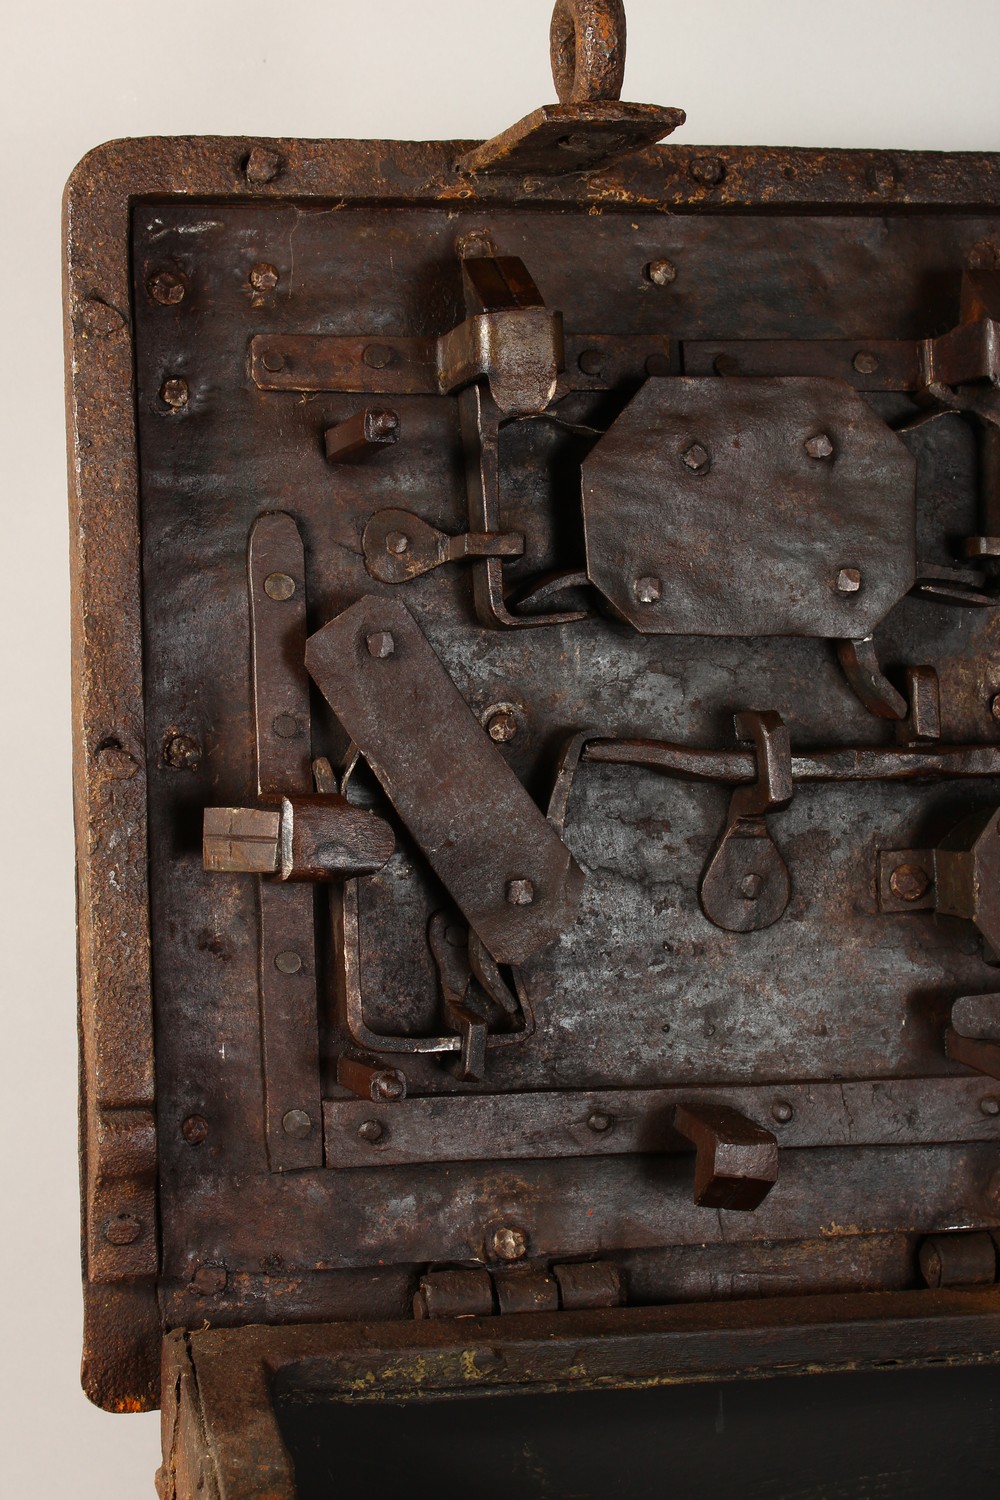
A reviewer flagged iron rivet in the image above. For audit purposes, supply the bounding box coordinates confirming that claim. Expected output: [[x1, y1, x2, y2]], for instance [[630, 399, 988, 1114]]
[[645, 258, 677, 286], [486, 708, 518, 743], [272, 714, 301, 739], [635, 576, 662, 604], [690, 155, 725, 186], [713, 354, 740, 376], [163, 732, 201, 770], [805, 433, 834, 460], [836, 568, 862, 594], [181, 1115, 209, 1145], [367, 631, 395, 659], [275, 950, 302, 975], [249, 262, 279, 291], [282, 1109, 312, 1139], [97, 744, 139, 779], [385, 531, 410, 556], [191, 1265, 228, 1295], [889, 863, 931, 903], [588, 1111, 613, 1133], [245, 147, 282, 185], [104, 1213, 142, 1246], [149, 270, 186, 306], [981, 1097, 1000, 1117], [506, 878, 535, 906], [358, 1119, 384, 1143], [682, 443, 711, 475], [578, 348, 604, 377], [740, 873, 764, 900], [364, 344, 394, 369], [160, 377, 189, 409], [771, 1100, 794, 1124], [264, 571, 296, 601], [260, 351, 285, 373], [492, 1226, 527, 1262], [853, 350, 880, 375], [374, 1075, 405, 1102]]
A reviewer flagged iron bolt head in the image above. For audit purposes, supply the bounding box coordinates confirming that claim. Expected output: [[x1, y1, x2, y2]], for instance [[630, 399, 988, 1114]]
[[181, 1115, 209, 1145], [980, 1096, 1000, 1117], [274, 950, 302, 975], [682, 443, 711, 475], [249, 261, 279, 291], [104, 1213, 142, 1246], [385, 531, 410, 556], [587, 1111, 613, 1133], [358, 1119, 384, 1143], [282, 1109, 312, 1139], [163, 733, 201, 770], [367, 631, 395, 659], [272, 713, 301, 738], [264, 571, 296, 601], [260, 350, 285, 372], [191, 1265, 228, 1295], [690, 155, 726, 186], [771, 1100, 794, 1124], [487, 709, 518, 743], [889, 863, 931, 903], [805, 433, 834, 460], [634, 576, 662, 605], [149, 270, 186, 306], [364, 344, 393, 369], [646, 258, 677, 286], [245, 147, 282, 184], [492, 1226, 527, 1262], [836, 568, 862, 594], [368, 410, 400, 440], [853, 350, 880, 375], [97, 745, 139, 779], [506, 878, 535, 906], [161, 377, 189, 409], [740, 873, 764, 900], [374, 1075, 405, 1102]]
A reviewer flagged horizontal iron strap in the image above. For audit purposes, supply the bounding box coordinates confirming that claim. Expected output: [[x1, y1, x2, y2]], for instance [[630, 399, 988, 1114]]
[[583, 740, 1000, 785], [323, 1076, 999, 1169], [682, 338, 923, 389]]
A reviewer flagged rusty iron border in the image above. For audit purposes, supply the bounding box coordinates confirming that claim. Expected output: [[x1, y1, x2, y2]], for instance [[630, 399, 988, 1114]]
[[64, 133, 1000, 1414]]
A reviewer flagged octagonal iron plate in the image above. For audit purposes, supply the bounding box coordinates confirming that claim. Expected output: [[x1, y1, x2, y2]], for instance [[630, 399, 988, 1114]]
[[581, 376, 917, 637]]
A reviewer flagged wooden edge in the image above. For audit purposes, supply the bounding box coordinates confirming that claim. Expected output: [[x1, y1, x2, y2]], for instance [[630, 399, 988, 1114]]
[[64, 130, 1000, 1413], [167, 1292, 1000, 1498]]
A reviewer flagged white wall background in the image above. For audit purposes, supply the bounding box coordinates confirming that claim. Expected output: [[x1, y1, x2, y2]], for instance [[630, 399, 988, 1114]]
[[1, 1, 999, 1493]]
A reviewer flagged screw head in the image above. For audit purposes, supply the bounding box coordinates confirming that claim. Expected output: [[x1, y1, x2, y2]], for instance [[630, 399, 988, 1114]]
[[367, 631, 395, 659], [245, 147, 281, 184], [364, 343, 393, 369], [274, 950, 302, 975], [635, 576, 662, 605], [836, 568, 862, 594], [587, 1111, 613, 1133], [385, 531, 410, 556], [181, 1115, 209, 1145], [646, 258, 677, 287], [272, 713, 301, 739], [682, 443, 711, 475], [358, 1119, 384, 1143], [690, 155, 725, 186], [981, 1096, 1000, 1117], [282, 1109, 312, 1139], [853, 350, 880, 375], [740, 873, 764, 900], [889, 863, 931, 903], [805, 433, 834, 460], [249, 261, 279, 291], [374, 1075, 405, 1102], [263, 571, 296, 601], [506, 878, 535, 906], [771, 1100, 794, 1124], [104, 1213, 142, 1246], [492, 1226, 527, 1262], [163, 733, 201, 770], [149, 270, 186, 305], [160, 377, 189, 409], [486, 708, 518, 743]]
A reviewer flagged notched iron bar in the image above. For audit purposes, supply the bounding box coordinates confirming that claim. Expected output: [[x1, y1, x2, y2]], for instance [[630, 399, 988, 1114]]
[[581, 738, 1000, 786], [322, 1076, 1000, 1170]]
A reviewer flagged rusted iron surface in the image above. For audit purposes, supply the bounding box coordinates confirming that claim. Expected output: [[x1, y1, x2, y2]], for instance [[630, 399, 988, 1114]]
[[65, 1, 1000, 1451]]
